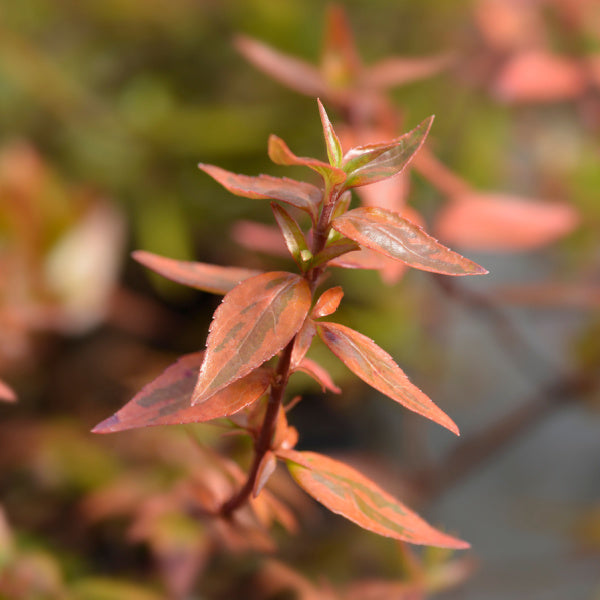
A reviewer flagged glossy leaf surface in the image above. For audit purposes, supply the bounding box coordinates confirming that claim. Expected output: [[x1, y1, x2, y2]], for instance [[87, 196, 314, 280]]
[[200, 163, 321, 222], [280, 450, 469, 548], [93, 353, 271, 433], [294, 358, 341, 394], [318, 99, 343, 166], [133, 250, 261, 295], [290, 319, 317, 368], [317, 321, 458, 434], [342, 117, 433, 188], [192, 272, 311, 404], [268, 135, 347, 185], [332, 207, 487, 276]]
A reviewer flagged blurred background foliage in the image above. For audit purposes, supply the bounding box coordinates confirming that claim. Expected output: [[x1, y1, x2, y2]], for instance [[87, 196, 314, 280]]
[[1, 0, 599, 598]]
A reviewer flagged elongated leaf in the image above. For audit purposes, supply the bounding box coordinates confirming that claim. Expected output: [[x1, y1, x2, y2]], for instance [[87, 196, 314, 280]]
[[294, 358, 341, 394], [361, 53, 453, 89], [271, 203, 312, 270], [291, 318, 317, 368], [310, 239, 360, 269], [92, 353, 272, 433], [133, 250, 261, 295], [332, 207, 487, 276], [279, 449, 469, 548], [317, 321, 458, 434], [234, 35, 328, 98], [199, 164, 321, 222], [192, 272, 311, 405], [312, 287, 343, 318], [318, 99, 343, 167], [342, 117, 433, 188], [268, 135, 347, 186]]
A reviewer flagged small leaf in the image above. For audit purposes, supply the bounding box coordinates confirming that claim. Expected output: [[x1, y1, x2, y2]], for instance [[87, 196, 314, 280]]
[[332, 207, 487, 276], [92, 353, 272, 433], [193, 272, 311, 404], [199, 164, 321, 222], [342, 117, 433, 188], [318, 99, 343, 167], [268, 135, 347, 186], [329, 245, 389, 270], [291, 319, 317, 368], [271, 203, 312, 270], [317, 321, 458, 434], [253, 451, 277, 498], [234, 35, 328, 98], [322, 5, 362, 87], [279, 449, 469, 548], [0, 379, 16, 403], [294, 358, 341, 394], [133, 250, 261, 295], [309, 239, 360, 269], [312, 287, 344, 318]]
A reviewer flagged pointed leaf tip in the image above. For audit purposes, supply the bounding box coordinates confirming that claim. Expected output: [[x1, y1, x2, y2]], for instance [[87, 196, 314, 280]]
[[317, 321, 459, 434], [317, 99, 343, 167], [281, 449, 469, 549]]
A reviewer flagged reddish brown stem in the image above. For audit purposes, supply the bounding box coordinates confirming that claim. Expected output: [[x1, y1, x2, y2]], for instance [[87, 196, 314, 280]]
[[220, 339, 295, 517]]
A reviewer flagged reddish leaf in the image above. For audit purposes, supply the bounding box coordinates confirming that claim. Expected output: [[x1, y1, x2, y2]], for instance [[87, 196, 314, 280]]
[[253, 451, 277, 498], [294, 357, 341, 394], [329, 246, 390, 270], [318, 99, 343, 166], [234, 35, 328, 98], [361, 53, 453, 89], [200, 163, 321, 222], [291, 319, 317, 368], [312, 287, 344, 318], [332, 207, 487, 276], [279, 449, 469, 548], [92, 353, 272, 433], [133, 250, 261, 295], [493, 50, 586, 103], [0, 379, 16, 403], [192, 272, 311, 405], [435, 192, 579, 251], [268, 135, 347, 186], [341, 117, 433, 188], [317, 322, 458, 434]]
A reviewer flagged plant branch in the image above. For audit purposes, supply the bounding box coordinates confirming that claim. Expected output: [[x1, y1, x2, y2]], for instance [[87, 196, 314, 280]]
[[412, 368, 598, 504], [220, 338, 295, 517]]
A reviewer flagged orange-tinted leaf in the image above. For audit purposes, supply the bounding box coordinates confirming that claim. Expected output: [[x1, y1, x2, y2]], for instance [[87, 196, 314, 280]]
[[192, 272, 311, 404], [271, 203, 312, 270], [435, 192, 579, 251], [92, 353, 272, 433], [342, 117, 433, 188], [329, 246, 390, 270], [318, 99, 343, 167], [361, 53, 453, 89], [294, 357, 341, 394], [291, 319, 317, 368], [0, 379, 16, 402], [280, 450, 469, 548], [493, 50, 586, 103], [332, 207, 487, 276], [253, 451, 277, 498], [200, 163, 320, 222], [268, 135, 347, 186], [234, 35, 328, 98], [133, 250, 261, 295], [317, 322, 458, 434], [312, 287, 344, 318]]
